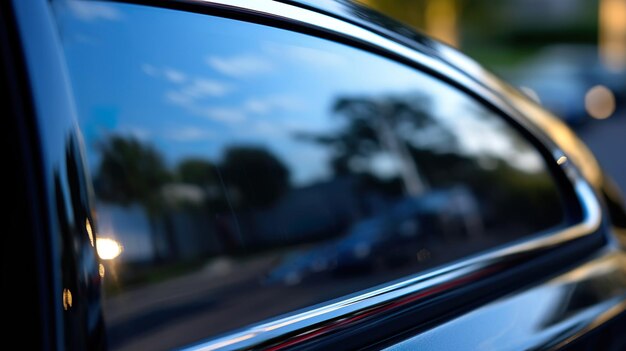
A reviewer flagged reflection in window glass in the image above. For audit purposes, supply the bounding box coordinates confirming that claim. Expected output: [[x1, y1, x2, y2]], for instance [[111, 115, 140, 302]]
[[54, 1, 565, 350]]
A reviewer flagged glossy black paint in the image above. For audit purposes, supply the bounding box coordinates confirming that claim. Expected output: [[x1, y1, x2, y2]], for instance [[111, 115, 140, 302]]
[[9, 0, 104, 350], [2, 1, 53, 349], [7, 0, 626, 350], [382, 251, 626, 351]]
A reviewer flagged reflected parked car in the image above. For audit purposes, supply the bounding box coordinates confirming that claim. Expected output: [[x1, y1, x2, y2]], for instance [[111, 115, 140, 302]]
[[510, 45, 625, 126], [266, 187, 482, 285]]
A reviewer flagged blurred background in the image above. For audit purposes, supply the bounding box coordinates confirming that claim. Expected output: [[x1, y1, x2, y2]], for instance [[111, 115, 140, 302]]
[[360, 0, 626, 192]]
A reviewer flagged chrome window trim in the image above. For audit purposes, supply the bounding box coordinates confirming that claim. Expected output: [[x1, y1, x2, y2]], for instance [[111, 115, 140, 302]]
[[185, 180, 601, 351], [98, 0, 605, 349], [381, 250, 626, 351]]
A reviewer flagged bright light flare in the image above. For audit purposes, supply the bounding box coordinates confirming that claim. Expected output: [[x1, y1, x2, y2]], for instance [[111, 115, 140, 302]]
[[585, 85, 616, 119], [86, 218, 94, 247], [96, 237, 123, 260], [63, 288, 72, 310], [520, 86, 541, 104], [599, 0, 626, 71]]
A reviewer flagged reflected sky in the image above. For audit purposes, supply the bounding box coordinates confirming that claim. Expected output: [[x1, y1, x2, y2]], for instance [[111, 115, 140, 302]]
[[56, 0, 543, 188]]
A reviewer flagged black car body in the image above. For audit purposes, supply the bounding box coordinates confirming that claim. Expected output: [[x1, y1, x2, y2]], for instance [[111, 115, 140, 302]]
[[4, 0, 626, 350]]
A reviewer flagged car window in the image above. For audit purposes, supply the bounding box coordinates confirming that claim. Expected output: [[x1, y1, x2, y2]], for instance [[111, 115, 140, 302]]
[[53, 1, 566, 350]]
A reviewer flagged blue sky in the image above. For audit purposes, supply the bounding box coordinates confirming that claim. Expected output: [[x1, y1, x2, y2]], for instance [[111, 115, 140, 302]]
[[55, 0, 546, 187]]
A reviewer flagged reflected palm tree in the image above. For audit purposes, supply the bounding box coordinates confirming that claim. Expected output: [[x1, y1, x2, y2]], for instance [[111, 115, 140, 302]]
[[298, 93, 458, 195], [299, 93, 562, 235]]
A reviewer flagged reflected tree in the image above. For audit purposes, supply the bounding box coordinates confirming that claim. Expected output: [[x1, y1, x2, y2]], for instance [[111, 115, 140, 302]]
[[95, 136, 170, 208], [300, 94, 457, 196], [336, 96, 428, 195], [177, 159, 216, 186], [298, 93, 562, 235], [220, 146, 290, 209], [94, 135, 176, 261], [171, 147, 291, 253], [176, 158, 228, 211]]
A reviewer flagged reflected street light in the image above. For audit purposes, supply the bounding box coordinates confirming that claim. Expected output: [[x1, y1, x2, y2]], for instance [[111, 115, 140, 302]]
[[96, 237, 123, 260]]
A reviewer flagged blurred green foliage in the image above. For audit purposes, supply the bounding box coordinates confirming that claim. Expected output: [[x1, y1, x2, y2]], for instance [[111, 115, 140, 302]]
[[361, 0, 599, 72]]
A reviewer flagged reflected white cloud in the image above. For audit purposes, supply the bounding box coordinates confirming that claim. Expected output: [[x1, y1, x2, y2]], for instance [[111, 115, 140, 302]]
[[454, 117, 544, 173], [168, 98, 245, 124], [196, 107, 246, 123], [166, 79, 233, 105], [370, 152, 403, 180], [263, 43, 347, 68], [425, 94, 546, 174], [166, 91, 193, 105], [141, 64, 158, 77], [235, 117, 316, 141], [206, 54, 273, 77], [166, 81, 234, 115], [184, 78, 233, 98], [66, 0, 122, 22], [166, 127, 215, 141], [244, 95, 304, 115], [163, 68, 187, 84], [143, 64, 241, 123], [143, 65, 232, 98], [248, 120, 282, 137], [169, 93, 303, 125], [118, 125, 152, 140]]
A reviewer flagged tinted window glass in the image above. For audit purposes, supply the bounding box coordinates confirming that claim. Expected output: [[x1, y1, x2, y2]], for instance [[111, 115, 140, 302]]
[[54, 1, 565, 349]]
